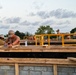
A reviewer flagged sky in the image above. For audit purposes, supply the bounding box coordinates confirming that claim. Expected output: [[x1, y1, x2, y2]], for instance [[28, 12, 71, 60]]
[[0, 0, 76, 34]]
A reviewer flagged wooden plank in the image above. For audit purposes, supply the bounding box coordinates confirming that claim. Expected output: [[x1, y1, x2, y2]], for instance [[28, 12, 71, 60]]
[[0, 45, 76, 51], [0, 49, 75, 52], [0, 47, 76, 52], [0, 63, 76, 67], [43, 49, 76, 52], [15, 64, 19, 75], [0, 58, 76, 65], [53, 65, 57, 75], [67, 57, 76, 61]]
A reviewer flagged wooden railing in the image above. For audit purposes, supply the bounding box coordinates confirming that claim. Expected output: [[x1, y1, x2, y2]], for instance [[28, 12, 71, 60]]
[[35, 33, 76, 46]]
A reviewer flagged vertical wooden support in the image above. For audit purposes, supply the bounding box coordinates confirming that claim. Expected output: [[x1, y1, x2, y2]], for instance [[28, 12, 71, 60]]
[[39, 35, 42, 46], [57, 35, 58, 41], [35, 36, 37, 46], [15, 64, 19, 75], [53, 65, 57, 75], [62, 35, 64, 47], [41, 35, 44, 46], [48, 35, 50, 46]]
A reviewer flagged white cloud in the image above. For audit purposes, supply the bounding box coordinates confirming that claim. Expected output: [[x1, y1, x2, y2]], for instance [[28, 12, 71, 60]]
[[5, 17, 21, 24], [20, 20, 31, 26], [29, 9, 76, 19], [0, 25, 10, 29], [0, 6, 2, 9]]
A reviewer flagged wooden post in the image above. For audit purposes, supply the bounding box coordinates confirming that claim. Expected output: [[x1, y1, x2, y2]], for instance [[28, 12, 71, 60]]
[[41, 35, 44, 46], [53, 65, 57, 75], [39, 36, 42, 46], [35, 36, 37, 46], [62, 35, 64, 47], [15, 64, 19, 75], [48, 35, 50, 46]]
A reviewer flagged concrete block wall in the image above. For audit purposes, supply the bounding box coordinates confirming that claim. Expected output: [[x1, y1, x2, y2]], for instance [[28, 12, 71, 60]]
[[19, 66, 53, 75], [0, 66, 15, 75], [58, 66, 76, 75], [0, 65, 76, 75]]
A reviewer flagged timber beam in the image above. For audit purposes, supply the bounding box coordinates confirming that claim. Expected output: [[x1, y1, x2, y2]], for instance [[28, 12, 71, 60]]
[[0, 58, 76, 65]]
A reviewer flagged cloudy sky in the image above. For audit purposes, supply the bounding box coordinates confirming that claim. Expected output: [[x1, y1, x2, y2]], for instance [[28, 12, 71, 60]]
[[0, 0, 76, 34]]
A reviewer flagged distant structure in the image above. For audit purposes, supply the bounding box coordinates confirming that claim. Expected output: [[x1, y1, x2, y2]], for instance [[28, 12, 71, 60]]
[[24, 36, 35, 40], [56, 29, 60, 34], [73, 32, 76, 39], [56, 29, 61, 40]]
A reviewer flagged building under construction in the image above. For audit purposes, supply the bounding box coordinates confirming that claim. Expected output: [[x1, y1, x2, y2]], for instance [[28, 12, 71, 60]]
[[0, 33, 76, 75]]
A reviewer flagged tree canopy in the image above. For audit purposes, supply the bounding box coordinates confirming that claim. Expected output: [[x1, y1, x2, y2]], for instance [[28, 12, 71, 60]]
[[4, 27, 76, 39], [15, 31, 25, 39], [70, 27, 76, 33], [35, 25, 54, 34], [15, 31, 32, 39]]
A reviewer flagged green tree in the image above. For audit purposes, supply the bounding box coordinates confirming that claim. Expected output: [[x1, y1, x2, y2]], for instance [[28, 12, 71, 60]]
[[15, 30, 25, 39], [35, 25, 54, 34], [25, 32, 32, 36], [15, 31, 32, 39], [70, 27, 76, 33]]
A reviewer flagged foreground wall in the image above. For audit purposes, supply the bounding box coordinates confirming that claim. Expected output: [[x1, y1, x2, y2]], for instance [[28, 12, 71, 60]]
[[0, 58, 76, 75], [0, 65, 76, 75]]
